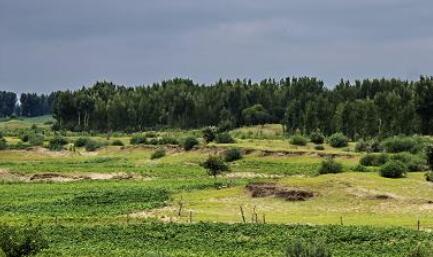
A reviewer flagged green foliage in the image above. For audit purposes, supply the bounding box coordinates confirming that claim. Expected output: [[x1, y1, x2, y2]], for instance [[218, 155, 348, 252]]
[[379, 160, 407, 178], [241, 104, 271, 125], [289, 134, 308, 146], [223, 148, 242, 162], [0, 138, 6, 150], [202, 155, 229, 177], [426, 145, 433, 171], [130, 134, 146, 145], [310, 130, 325, 144], [28, 133, 44, 146], [285, 239, 332, 257], [314, 145, 325, 151], [158, 136, 179, 145], [215, 132, 235, 144], [406, 243, 433, 257], [355, 139, 370, 152], [318, 157, 343, 174], [151, 148, 166, 160], [84, 139, 103, 152], [360, 153, 389, 166], [381, 136, 425, 153], [111, 139, 124, 146], [48, 136, 68, 151], [390, 152, 427, 172], [183, 137, 199, 151], [0, 224, 48, 257], [353, 164, 368, 172], [202, 126, 217, 143], [74, 137, 89, 147], [425, 171, 433, 182], [327, 133, 348, 148]]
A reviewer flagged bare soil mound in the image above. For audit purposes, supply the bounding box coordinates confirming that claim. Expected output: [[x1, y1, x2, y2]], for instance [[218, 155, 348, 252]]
[[246, 182, 314, 201]]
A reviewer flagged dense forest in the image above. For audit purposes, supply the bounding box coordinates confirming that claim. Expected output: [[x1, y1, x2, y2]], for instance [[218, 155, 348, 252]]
[[0, 91, 54, 118], [50, 76, 433, 137]]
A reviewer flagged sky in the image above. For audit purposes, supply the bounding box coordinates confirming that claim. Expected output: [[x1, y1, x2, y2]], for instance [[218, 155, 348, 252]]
[[1, 0, 433, 93]]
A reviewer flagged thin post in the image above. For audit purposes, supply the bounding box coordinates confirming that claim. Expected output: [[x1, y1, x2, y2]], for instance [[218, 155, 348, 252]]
[[178, 201, 183, 217], [126, 213, 130, 225], [340, 216, 343, 226], [189, 211, 193, 223], [240, 206, 246, 223], [417, 217, 420, 231], [262, 214, 266, 224]]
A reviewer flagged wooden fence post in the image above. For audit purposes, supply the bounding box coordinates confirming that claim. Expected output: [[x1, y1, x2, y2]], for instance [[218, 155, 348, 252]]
[[240, 206, 246, 223]]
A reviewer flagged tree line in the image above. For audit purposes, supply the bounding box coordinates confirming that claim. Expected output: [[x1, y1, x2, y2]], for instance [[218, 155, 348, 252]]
[[0, 92, 55, 117], [51, 76, 433, 137]]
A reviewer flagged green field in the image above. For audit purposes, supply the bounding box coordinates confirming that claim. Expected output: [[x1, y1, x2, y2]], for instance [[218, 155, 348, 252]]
[[1, 118, 433, 256]]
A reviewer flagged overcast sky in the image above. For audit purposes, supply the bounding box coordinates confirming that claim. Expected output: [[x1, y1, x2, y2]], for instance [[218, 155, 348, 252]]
[[1, 0, 433, 93]]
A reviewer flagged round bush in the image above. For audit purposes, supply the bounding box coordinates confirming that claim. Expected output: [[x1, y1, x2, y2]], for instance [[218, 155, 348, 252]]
[[355, 139, 369, 152], [48, 136, 68, 151], [183, 137, 199, 151], [318, 158, 343, 174], [426, 171, 433, 182], [111, 139, 124, 146], [28, 133, 44, 146], [130, 134, 146, 145], [290, 134, 308, 146], [202, 155, 229, 177], [84, 139, 102, 152], [360, 153, 389, 166], [353, 164, 368, 172], [379, 160, 407, 178], [314, 145, 325, 151], [215, 132, 235, 144], [223, 148, 242, 162], [381, 136, 424, 153], [310, 130, 325, 144], [202, 126, 217, 143], [151, 148, 166, 159], [0, 138, 7, 150], [391, 152, 427, 172], [74, 137, 89, 147], [327, 133, 348, 148]]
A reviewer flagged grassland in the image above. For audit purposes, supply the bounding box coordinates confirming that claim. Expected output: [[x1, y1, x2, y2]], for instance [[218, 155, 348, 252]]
[[1, 118, 433, 256]]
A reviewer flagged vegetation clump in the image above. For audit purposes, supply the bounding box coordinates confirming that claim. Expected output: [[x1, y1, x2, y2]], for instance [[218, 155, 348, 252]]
[[223, 148, 242, 162], [202, 155, 229, 177], [130, 134, 147, 145], [28, 133, 44, 146], [390, 152, 427, 172], [0, 224, 48, 257], [379, 160, 407, 178], [318, 157, 343, 174], [360, 153, 389, 166], [215, 132, 235, 144], [84, 139, 103, 152], [151, 148, 166, 160], [314, 145, 325, 150], [285, 239, 332, 257], [202, 126, 217, 143], [353, 164, 368, 172], [381, 136, 425, 153], [111, 139, 124, 146], [183, 137, 199, 151], [327, 133, 348, 148], [0, 133, 6, 150], [310, 130, 325, 144], [48, 136, 68, 151], [74, 137, 89, 147], [289, 134, 307, 146]]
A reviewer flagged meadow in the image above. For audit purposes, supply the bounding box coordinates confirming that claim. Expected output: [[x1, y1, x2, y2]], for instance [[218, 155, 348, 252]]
[[1, 118, 433, 256]]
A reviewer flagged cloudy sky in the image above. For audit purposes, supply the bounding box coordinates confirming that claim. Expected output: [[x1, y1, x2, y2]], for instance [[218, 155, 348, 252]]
[[1, 0, 432, 93]]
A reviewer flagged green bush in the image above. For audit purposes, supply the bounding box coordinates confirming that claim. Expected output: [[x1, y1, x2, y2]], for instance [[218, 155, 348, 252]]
[[327, 133, 348, 148], [310, 130, 325, 144], [407, 243, 433, 257], [426, 171, 433, 182], [318, 157, 343, 174], [215, 132, 235, 144], [223, 148, 242, 162], [360, 153, 389, 166], [158, 136, 178, 145], [0, 224, 48, 257], [48, 136, 68, 151], [84, 139, 102, 152], [130, 134, 146, 145], [426, 145, 433, 171], [353, 164, 368, 172], [151, 148, 166, 160], [202, 155, 229, 177], [183, 137, 199, 151], [111, 139, 124, 146], [379, 160, 407, 178], [391, 152, 427, 172], [285, 239, 332, 257], [0, 138, 6, 150], [19, 133, 29, 143], [74, 137, 89, 147], [28, 133, 44, 146], [202, 126, 217, 143], [290, 134, 308, 146], [314, 145, 325, 151], [355, 139, 369, 152], [381, 136, 425, 153]]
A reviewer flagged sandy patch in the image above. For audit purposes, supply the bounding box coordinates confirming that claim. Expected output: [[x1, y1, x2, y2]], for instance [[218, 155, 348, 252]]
[[128, 206, 179, 222], [224, 172, 282, 179]]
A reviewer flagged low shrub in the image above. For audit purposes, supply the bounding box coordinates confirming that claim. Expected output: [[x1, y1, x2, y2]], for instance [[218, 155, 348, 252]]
[[407, 243, 433, 257], [215, 132, 235, 144], [427, 145, 433, 171], [147, 138, 159, 145], [353, 164, 368, 172], [74, 137, 89, 147], [111, 139, 124, 146], [360, 153, 389, 166], [327, 133, 348, 148], [318, 157, 343, 174], [0, 224, 48, 257], [223, 148, 242, 162], [183, 137, 199, 151], [355, 139, 369, 152], [158, 136, 178, 145], [19, 133, 29, 143], [310, 130, 325, 144], [84, 139, 102, 152], [202, 126, 217, 143], [0, 138, 6, 150], [130, 134, 146, 145], [391, 152, 427, 172], [381, 136, 425, 153], [314, 145, 325, 151], [202, 155, 229, 177], [426, 171, 433, 182], [28, 133, 44, 146], [151, 148, 166, 159], [285, 239, 332, 257], [379, 160, 407, 178], [48, 136, 68, 151], [289, 134, 308, 146]]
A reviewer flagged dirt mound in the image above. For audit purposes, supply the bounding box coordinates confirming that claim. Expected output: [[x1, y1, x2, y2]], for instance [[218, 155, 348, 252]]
[[29, 173, 76, 182], [246, 183, 314, 201]]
